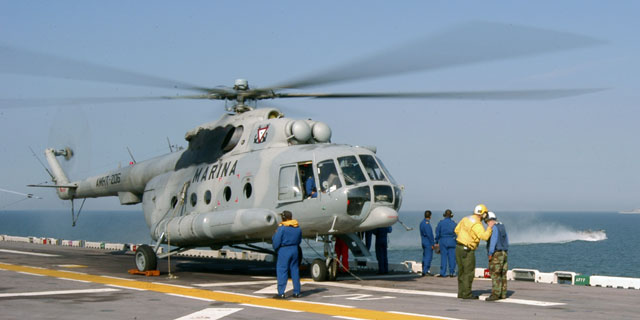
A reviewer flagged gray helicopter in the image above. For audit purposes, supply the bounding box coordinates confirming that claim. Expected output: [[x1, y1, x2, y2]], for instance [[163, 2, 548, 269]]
[[4, 22, 602, 281]]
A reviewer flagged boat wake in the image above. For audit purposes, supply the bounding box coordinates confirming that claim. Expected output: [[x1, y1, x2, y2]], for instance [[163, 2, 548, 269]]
[[511, 225, 607, 244]]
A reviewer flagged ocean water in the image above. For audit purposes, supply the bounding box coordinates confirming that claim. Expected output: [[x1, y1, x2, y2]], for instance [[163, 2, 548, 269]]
[[0, 210, 638, 278], [390, 211, 640, 278]]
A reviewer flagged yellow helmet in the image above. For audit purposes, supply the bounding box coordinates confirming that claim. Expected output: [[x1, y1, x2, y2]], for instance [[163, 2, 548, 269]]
[[474, 204, 488, 216]]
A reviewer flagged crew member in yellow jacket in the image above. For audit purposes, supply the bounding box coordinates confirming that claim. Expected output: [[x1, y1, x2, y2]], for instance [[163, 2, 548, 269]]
[[454, 204, 495, 299]]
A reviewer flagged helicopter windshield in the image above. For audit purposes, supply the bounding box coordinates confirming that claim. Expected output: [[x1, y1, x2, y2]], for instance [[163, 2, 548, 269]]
[[375, 156, 397, 185], [359, 154, 386, 181], [318, 159, 342, 193], [338, 156, 367, 186]]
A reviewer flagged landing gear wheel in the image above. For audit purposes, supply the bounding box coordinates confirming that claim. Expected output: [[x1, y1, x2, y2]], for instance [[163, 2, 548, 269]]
[[135, 244, 157, 271], [311, 258, 327, 282], [327, 258, 338, 281]]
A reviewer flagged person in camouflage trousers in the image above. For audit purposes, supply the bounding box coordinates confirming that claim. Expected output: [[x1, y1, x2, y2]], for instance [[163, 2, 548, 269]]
[[485, 212, 509, 301]]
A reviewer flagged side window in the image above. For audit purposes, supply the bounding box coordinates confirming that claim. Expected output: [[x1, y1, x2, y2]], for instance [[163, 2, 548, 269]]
[[278, 165, 302, 202], [318, 159, 342, 193]]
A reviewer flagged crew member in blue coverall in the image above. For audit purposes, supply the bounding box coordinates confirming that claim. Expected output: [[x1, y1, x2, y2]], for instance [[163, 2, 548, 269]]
[[435, 209, 457, 277], [272, 210, 302, 299], [419, 210, 435, 276], [375, 226, 392, 274], [305, 176, 317, 198], [485, 211, 509, 301]]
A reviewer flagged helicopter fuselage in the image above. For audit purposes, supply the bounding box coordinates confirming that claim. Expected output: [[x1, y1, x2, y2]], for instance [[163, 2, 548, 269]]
[[45, 108, 401, 248]]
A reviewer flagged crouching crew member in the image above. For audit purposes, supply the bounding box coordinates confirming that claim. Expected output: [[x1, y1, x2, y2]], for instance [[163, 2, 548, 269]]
[[272, 210, 302, 299]]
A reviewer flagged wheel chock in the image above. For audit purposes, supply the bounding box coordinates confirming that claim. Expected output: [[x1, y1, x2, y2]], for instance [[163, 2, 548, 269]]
[[128, 269, 160, 276]]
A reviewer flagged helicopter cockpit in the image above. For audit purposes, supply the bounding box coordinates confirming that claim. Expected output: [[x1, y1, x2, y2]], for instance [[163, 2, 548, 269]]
[[296, 151, 402, 219]]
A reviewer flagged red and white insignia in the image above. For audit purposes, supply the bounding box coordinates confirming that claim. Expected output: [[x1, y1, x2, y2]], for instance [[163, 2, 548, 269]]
[[254, 125, 269, 144]]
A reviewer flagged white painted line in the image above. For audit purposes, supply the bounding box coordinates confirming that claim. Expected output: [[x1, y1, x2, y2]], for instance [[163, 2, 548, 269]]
[[254, 283, 285, 294], [497, 297, 565, 307], [193, 280, 277, 287], [57, 277, 91, 284], [152, 282, 194, 289], [254, 281, 307, 294], [57, 264, 87, 268], [310, 281, 455, 298], [333, 316, 367, 320], [166, 293, 214, 302], [106, 284, 146, 291], [290, 299, 355, 308], [323, 293, 395, 301], [338, 273, 420, 280], [0, 249, 59, 257], [17, 271, 45, 277], [174, 308, 243, 320], [240, 303, 302, 313], [0, 288, 120, 298], [389, 310, 464, 320], [214, 290, 264, 299], [308, 281, 565, 307], [251, 276, 275, 279]]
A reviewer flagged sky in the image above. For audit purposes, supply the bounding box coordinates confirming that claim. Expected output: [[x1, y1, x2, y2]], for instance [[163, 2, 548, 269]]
[[0, 1, 638, 213]]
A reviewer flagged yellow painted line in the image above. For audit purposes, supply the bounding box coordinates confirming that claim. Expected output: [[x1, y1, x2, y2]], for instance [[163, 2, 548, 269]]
[[0, 262, 446, 320]]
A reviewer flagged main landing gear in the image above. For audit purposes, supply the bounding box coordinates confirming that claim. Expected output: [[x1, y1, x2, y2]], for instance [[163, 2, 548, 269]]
[[309, 233, 374, 281], [309, 234, 343, 282], [134, 244, 157, 271]]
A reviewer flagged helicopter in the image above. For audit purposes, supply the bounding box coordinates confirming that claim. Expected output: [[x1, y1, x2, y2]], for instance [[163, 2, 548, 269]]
[[2, 22, 602, 281]]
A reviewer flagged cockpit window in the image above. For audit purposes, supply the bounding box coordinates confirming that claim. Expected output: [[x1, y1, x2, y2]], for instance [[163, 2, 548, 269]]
[[338, 156, 367, 186], [375, 156, 397, 185], [318, 159, 342, 193], [359, 154, 386, 181]]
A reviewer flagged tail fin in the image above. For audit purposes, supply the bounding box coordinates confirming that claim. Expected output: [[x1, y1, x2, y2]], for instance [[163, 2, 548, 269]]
[[43, 147, 75, 199]]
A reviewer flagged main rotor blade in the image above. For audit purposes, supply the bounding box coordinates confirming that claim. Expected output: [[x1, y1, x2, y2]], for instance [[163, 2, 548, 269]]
[[0, 94, 224, 108], [276, 88, 605, 100], [274, 22, 604, 89], [0, 45, 220, 94]]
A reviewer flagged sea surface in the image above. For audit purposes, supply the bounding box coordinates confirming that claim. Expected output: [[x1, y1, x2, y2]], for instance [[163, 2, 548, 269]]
[[1, 210, 638, 278]]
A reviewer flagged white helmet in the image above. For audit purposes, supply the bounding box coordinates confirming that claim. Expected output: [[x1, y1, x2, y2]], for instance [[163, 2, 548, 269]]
[[485, 211, 497, 221], [474, 204, 488, 215]]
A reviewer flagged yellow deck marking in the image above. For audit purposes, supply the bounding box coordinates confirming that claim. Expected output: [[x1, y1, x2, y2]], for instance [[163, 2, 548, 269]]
[[0, 262, 448, 320]]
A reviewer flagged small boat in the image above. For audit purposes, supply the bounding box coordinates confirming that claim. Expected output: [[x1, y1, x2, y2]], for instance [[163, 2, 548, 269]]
[[619, 208, 640, 214]]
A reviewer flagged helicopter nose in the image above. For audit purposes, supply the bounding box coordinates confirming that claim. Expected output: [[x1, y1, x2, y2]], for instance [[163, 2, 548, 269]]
[[356, 206, 398, 231]]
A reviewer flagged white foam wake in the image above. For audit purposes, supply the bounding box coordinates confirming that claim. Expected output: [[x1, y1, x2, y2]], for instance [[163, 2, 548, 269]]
[[510, 225, 607, 244]]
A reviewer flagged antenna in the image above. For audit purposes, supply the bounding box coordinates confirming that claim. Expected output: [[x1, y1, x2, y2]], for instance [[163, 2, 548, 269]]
[[29, 146, 54, 180], [167, 137, 173, 153], [126, 147, 136, 164]]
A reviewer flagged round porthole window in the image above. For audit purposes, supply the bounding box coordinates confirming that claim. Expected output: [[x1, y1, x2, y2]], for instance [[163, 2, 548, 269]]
[[171, 196, 178, 208], [223, 186, 232, 202], [204, 190, 212, 205], [244, 183, 252, 199], [190, 192, 197, 207]]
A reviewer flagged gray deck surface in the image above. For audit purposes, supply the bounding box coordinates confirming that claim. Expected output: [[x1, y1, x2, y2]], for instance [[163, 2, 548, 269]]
[[0, 241, 637, 320]]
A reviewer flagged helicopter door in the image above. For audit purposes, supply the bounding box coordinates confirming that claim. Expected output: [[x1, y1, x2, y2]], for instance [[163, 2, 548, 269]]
[[278, 164, 303, 203]]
